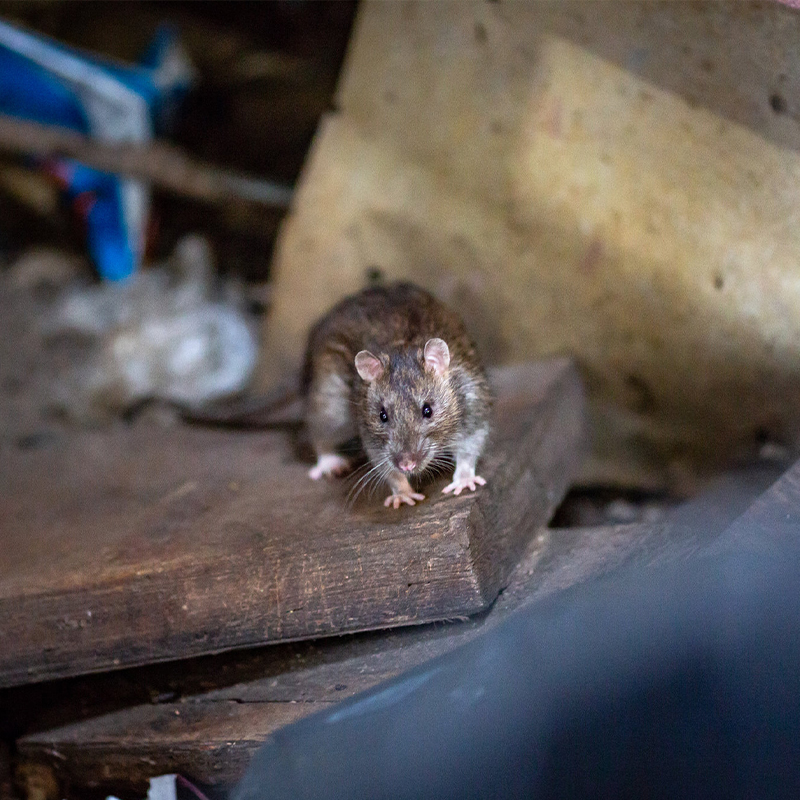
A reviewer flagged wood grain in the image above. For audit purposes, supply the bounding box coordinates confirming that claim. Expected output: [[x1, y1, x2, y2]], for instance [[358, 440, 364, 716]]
[[14, 462, 786, 790], [0, 359, 584, 688], [10, 526, 608, 790]]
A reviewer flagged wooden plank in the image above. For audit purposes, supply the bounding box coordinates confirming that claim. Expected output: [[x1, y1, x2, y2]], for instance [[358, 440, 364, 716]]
[[10, 528, 586, 790], [0, 113, 293, 209], [11, 523, 699, 790], [0, 359, 584, 688], [14, 462, 784, 791]]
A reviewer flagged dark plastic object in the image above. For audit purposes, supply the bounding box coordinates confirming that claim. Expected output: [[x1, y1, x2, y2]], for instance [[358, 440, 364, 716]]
[[234, 489, 800, 800]]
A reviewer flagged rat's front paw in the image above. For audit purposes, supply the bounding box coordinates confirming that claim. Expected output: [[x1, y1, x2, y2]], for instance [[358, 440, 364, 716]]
[[442, 474, 486, 496], [309, 453, 350, 480], [384, 490, 426, 509]]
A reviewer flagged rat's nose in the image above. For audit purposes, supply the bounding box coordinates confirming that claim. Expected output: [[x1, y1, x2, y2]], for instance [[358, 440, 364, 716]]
[[396, 454, 418, 473]]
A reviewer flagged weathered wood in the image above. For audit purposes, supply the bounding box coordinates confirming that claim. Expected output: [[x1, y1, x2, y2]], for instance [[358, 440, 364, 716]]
[[0, 113, 293, 208], [2, 525, 707, 790], [14, 462, 783, 791], [10, 529, 570, 790], [0, 358, 584, 688]]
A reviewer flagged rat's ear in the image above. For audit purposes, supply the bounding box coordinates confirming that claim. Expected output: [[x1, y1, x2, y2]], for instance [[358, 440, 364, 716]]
[[424, 338, 450, 377], [355, 350, 384, 383]]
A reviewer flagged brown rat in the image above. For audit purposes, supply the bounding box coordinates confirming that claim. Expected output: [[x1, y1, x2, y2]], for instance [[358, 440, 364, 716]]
[[303, 282, 492, 509]]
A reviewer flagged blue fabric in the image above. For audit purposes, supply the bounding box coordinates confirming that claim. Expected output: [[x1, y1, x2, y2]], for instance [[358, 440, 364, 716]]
[[0, 21, 190, 280]]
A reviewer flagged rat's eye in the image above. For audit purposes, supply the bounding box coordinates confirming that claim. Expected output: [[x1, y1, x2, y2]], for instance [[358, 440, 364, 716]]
[[379, 406, 389, 423], [422, 402, 433, 419]]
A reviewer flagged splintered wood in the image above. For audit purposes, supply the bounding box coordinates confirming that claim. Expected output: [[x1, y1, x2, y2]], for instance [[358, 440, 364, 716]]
[[0, 359, 585, 688]]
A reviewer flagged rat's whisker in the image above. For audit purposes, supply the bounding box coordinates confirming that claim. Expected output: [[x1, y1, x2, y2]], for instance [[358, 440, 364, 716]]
[[347, 460, 385, 505], [423, 453, 455, 481], [347, 455, 394, 506]]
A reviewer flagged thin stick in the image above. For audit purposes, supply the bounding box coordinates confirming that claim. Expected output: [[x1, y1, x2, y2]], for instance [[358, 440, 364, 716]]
[[0, 112, 293, 209]]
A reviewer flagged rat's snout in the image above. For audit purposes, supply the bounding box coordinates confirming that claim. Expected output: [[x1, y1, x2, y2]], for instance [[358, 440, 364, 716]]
[[395, 452, 422, 474]]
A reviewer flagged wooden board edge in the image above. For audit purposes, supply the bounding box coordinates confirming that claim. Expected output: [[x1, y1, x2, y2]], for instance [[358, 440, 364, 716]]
[[471, 359, 587, 603]]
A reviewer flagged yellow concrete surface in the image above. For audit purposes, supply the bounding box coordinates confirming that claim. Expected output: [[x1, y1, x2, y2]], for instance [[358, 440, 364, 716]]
[[258, 1, 800, 489]]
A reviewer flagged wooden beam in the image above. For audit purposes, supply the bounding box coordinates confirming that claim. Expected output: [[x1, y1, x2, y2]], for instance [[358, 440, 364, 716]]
[[0, 113, 293, 208], [0, 359, 585, 688], [13, 462, 785, 791], [11, 523, 638, 790]]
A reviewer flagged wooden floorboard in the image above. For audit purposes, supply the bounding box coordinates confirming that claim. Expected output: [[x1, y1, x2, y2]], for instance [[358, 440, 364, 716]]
[[12, 527, 587, 790], [13, 518, 706, 791], [0, 359, 584, 688], [14, 462, 787, 792]]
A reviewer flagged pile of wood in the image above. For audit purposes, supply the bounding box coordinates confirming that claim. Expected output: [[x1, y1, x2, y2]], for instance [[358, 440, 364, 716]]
[[0, 359, 585, 797]]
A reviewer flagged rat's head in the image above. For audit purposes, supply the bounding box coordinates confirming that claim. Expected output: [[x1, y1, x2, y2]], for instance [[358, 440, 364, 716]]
[[355, 338, 460, 476]]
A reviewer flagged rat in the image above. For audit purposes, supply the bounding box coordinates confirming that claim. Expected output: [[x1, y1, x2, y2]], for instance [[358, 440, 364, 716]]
[[302, 282, 492, 509]]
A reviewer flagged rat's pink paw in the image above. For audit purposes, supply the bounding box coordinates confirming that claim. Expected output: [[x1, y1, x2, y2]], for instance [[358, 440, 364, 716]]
[[309, 454, 350, 480], [442, 474, 486, 496], [384, 491, 426, 509]]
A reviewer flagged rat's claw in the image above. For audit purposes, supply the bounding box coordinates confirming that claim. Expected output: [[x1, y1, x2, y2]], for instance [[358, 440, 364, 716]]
[[442, 474, 487, 496], [384, 491, 426, 509]]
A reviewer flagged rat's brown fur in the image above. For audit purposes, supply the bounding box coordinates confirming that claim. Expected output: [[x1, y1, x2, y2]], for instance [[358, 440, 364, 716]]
[[303, 282, 492, 507]]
